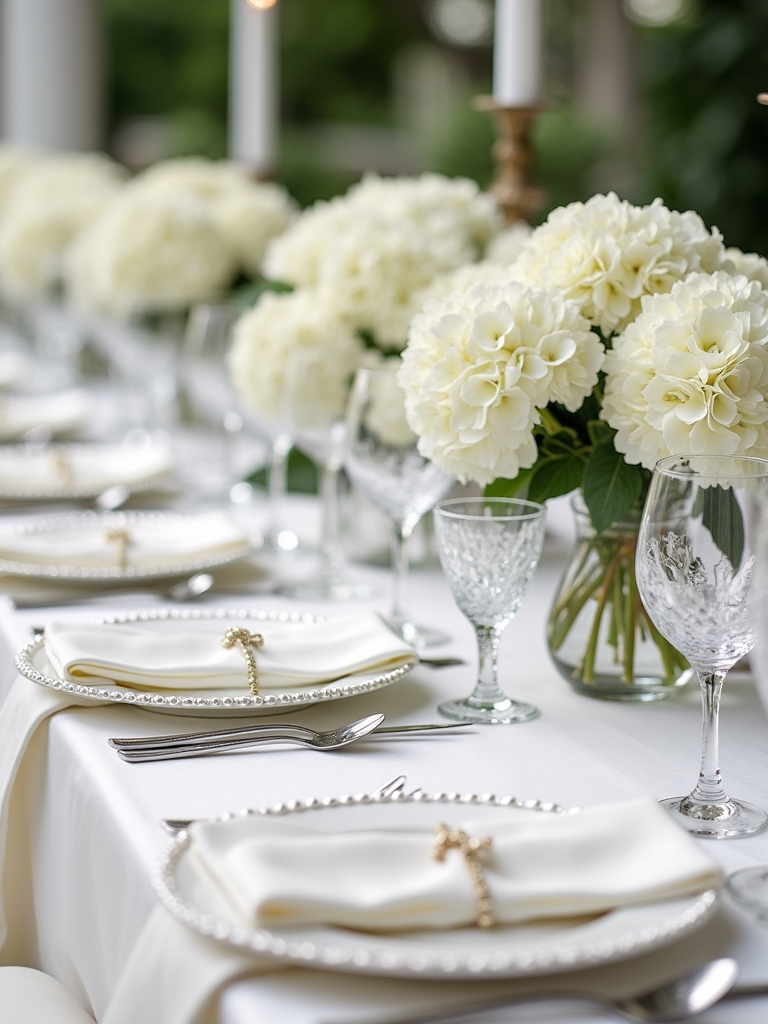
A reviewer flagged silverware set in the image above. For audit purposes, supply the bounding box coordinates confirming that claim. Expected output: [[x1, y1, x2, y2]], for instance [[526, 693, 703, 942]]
[[109, 715, 472, 762]]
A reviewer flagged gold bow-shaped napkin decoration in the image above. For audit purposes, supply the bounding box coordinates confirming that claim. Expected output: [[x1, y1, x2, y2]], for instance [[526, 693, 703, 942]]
[[433, 822, 495, 929], [221, 627, 265, 695]]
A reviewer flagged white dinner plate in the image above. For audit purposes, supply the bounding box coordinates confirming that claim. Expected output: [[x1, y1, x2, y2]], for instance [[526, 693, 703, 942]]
[[0, 440, 172, 499], [154, 793, 718, 980], [15, 608, 415, 717], [0, 510, 251, 580]]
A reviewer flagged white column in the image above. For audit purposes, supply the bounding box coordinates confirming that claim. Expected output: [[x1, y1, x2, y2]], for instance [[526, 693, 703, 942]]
[[229, 0, 278, 175], [1, 0, 104, 151]]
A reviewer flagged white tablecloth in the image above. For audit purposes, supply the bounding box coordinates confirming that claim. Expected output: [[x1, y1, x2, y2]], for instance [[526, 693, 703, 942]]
[[2, 498, 768, 1023]]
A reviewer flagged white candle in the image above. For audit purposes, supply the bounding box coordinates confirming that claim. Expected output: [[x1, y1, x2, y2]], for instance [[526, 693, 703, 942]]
[[493, 0, 543, 107], [229, 0, 278, 174]]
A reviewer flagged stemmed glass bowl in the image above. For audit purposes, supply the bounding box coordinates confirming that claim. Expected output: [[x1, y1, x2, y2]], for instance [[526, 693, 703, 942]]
[[433, 497, 546, 724], [636, 454, 768, 839], [344, 365, 453, 646]]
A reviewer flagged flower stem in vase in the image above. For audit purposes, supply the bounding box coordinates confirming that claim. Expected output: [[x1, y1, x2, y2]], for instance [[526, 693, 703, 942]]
[[546, 495, 691, 702]]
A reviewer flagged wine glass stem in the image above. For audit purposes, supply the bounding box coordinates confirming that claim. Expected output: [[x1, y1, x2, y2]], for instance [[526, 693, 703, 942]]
[[390, 518, 416, 624], [689, 670, 728, 805], [268, 434, 291, 542], [470, 624, 507, 705], [319, 461, 343, 581]]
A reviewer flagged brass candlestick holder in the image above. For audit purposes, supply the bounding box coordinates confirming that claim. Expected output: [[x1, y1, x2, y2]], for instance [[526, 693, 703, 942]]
[[474, 96, 544, 225]]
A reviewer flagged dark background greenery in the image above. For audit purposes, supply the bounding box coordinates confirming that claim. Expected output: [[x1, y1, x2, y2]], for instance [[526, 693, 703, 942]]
[[103, 0, 768, 254]]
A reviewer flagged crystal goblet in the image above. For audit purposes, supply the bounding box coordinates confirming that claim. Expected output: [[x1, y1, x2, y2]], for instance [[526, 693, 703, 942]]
[[344, 365, 453, 646], [636, 454, 768, 839], [433, 497, 546, 724]]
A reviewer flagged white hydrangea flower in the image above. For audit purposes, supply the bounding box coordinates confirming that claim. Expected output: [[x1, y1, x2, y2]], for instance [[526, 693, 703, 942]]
[[602, 271, 768, 469], [0, 144, 40, 216], [135, 158, 297, 277], [510, 193, 724, 336], [414, 261, 512, 310], [264, 173, 502, 350], [719, 247, 768, 290], [399, 279, 603, 485], [0, 153, 124, 300], [485, 222, 533, 265], [67, 187, 234, 317], [227, 289, 366, 424]]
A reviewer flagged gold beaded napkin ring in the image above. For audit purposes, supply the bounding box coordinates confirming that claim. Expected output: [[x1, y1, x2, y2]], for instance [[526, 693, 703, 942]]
[[221, 627, 265, 695], [432, 822, 495, 929], [104, 527, 131, 570]]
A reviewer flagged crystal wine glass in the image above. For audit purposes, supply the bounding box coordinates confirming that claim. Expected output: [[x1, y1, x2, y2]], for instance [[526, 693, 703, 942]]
[[636, 454, 768, 839], [433, 497, 546, 724], [344, 365, 453, 646], [281, 349, 365, 599]]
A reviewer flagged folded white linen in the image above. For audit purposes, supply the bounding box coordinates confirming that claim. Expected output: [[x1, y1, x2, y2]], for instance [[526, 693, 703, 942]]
[[43, 610, 417, 691], [189, 799, 721, 932], [0, 440, 173, 494], [0, 510, 248, 568], [0, 388, 90, 441]]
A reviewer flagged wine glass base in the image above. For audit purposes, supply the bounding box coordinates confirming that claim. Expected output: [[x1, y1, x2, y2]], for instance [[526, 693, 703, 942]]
[[726, 866, 768, 919], [390, 620, 450, 650], [660, 796, 768, 839], [438, 696, 540, 725]]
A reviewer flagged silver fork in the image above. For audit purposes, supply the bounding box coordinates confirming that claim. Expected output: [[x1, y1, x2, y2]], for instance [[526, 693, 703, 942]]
[[161, 773, 413, 835]]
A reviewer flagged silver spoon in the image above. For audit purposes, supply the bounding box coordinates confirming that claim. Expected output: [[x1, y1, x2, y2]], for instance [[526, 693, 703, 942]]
[[116, 713, 387, 762], [362, 957, 739, 1024], [14, 571, 215, 609]]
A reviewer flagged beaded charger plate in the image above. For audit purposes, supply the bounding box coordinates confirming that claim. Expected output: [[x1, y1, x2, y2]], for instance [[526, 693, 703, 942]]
[[15, 608, 415, 718], [154, 793, 718, 980], [0, 510, 252, 581], [0, 441, 172, 500]]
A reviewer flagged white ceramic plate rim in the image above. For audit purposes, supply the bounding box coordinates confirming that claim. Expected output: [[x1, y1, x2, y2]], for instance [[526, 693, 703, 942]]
[[0, 510, 251, 580], [15, 607, 415, 714], [0, 441, 171, 499], [153, 792, 718, 980]]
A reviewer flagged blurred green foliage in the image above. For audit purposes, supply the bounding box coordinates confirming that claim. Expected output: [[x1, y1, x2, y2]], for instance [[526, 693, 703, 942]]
[[639, 0, 768, 253], [102, 0, 768, 254]]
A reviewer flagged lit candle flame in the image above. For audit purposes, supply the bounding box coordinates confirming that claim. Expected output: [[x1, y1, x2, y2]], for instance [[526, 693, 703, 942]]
[[246, 0, 277, 8]]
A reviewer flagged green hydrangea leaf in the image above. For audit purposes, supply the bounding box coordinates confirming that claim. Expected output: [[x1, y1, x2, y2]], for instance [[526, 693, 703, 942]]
[[583, 442, 643, 533]]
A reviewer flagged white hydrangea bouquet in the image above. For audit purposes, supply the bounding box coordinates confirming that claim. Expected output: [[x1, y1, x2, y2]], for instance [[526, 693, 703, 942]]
[[229, 172, 506, 429], [68, 157, 297, 320], [400, 192, 768, 696]]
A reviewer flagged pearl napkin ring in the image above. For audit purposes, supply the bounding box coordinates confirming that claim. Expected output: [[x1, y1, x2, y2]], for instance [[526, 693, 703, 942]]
[[433, 822, 495, 929], [104, 527, 131, 569], [221, 627, 265, 695]]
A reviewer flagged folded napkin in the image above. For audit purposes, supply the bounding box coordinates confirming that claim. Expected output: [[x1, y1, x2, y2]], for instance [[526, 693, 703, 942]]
[[0, 440, 173, 494], [0, 510, 247, 569], [189, 799, 721, 932], [44, 609, 417, 691], [0, 388, 90, 441]]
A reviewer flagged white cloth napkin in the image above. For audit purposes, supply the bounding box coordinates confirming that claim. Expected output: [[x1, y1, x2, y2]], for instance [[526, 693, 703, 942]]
[[0, 510, 248, 569], [43, 610, 417, 691], [0, 441, 173, 494], [189, 800, 721, 932], [0, 389, 90, 441]]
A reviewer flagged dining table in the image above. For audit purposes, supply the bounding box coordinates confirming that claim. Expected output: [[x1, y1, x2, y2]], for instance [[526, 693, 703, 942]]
[[1, 493, 768, 1024]]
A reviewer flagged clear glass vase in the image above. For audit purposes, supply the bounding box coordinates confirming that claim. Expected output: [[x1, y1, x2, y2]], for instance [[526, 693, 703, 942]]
[[547, 493, 692, 701]]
